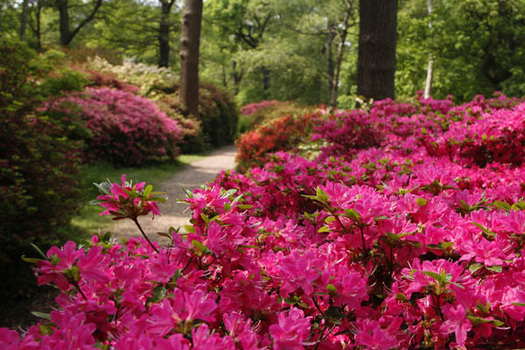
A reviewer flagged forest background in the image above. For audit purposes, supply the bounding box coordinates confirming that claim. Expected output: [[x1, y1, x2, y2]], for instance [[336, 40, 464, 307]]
[[1, 0, 524, 106]]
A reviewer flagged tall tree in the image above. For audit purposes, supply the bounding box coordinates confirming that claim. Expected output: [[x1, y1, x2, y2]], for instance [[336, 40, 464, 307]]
[[329, 0, 356, 107], [179, 0, 203, 116], [357, 0, 398, 100], [19, 0, 29, 41], [55, 0, 103, 46], [423, 0, 433, 98], [158, 0, 176, 68]]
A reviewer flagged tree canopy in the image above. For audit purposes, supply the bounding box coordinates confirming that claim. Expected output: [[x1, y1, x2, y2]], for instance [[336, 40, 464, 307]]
[[1, 0, 523, 105]]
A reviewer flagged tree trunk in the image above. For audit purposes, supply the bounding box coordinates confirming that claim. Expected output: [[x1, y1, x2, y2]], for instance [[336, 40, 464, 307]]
[[357, 0, 397, 101], [423, 0, 433, 99], [20, 0, 29, 41], [158, 0, 175, 68], [55, 0, 103, 46], [56, 0, 71, 46], [326, 26, 336, 96], [35, 0, 43, 51], [232, 60, 243, 96], [179, 0, 203, 117], [330, 1, 353, 108], [262, 66, 270, 95]]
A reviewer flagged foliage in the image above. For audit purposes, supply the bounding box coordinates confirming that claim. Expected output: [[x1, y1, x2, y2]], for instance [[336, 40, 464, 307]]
[[44, 87, 182, 166], [0, 39, 83, 251], [4, 94, 525, 348], [236, 112, 318, 172], [397, 0, 525, 102], [238, 100, 316, 133], [0, 39, 84, 314]]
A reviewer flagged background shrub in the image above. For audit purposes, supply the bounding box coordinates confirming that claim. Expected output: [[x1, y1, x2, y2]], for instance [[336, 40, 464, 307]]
[[0, 39, 84, 319], [238, 100, 315, 133], [236, 113, 318, 172], [46, 87, 182, 167]]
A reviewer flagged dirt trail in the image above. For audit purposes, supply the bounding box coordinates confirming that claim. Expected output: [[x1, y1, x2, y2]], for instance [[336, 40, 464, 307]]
[[113, 144, 237, 241]]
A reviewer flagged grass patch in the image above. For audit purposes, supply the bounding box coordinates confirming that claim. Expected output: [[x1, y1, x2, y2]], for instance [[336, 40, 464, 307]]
[[72, 153, 210, 235]]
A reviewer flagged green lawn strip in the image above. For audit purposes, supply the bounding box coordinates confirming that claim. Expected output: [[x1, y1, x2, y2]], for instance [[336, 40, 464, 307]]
[[71, 153, 209, 235]]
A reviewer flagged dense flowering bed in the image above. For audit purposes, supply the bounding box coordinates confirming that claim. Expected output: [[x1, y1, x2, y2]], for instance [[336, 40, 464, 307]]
[[2, 94, 525, 349], [44, 87, 182, 166]]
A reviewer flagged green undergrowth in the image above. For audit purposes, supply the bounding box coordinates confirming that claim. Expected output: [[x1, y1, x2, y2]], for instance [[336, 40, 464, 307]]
[[71, 153, 210, 235]]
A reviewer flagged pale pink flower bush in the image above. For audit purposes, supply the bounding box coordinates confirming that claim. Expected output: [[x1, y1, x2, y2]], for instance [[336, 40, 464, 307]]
[[44, 87, 182, 166], [2, 94, 525, 349]]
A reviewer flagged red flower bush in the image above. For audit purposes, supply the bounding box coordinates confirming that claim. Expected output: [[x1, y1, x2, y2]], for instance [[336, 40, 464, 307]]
[[3, 94, 525, 349], [45, 87, 182, 166], [236, 113, 317, 171]]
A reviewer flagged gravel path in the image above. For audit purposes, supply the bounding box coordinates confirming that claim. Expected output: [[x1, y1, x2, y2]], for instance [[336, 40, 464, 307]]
[[113, 144, 237, 242]]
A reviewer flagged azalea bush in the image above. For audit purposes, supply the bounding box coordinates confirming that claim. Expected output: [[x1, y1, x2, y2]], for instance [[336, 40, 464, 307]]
[[44, 87, 182, 166], [238, 100, 315, 134], [3, 94, 525, 349], [236, 113, 318, 172]]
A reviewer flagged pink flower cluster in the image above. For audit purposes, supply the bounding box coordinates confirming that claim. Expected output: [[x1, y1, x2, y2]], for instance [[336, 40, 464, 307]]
[[45, 87, 182, 166], [2, 94, 525, 349], [240, 100, 279, 115]]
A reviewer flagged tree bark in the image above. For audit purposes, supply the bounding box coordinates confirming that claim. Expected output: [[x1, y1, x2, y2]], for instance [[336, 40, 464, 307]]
[[179, 0, 203, 117], [357, 0, 398, 101], [423, 0, 433, 99], [55, 0, 103, 46], [158, 0, 175, 68], [232, 60, 243, 96], [35, 0, 43, 51], [325, 25, 336, 96], [330, 0, 353, 108], [262, 66, 270, 94], [56, 0, 70, 46], [20, 0, 30, 41]]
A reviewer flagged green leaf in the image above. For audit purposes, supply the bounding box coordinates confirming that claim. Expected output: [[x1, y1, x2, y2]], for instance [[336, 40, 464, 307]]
[[315, 187, 329, 202], [157, 231, 172, 239], [511, 302, 525, 307], [486, 265, 502, 273], [236, 204, 254, 210], [326, 284, 337, 294], [344, 209, 361, 221], [467, 315, 504, 327], [422, 270, 445, 284], [148, 196, 167, 203], [395, 293, 408, 302], [318, 226, 331, 233], [150, 285, 167, 303], [143, 184, 153, 197], [183, 225, 195, 233], [416, 198, 427, 206], [31, 311, 51, 320], [21, 255, 42, 264], [469, 263, 483, 274], [491, 201, 512, 212], [29, 243, 47, 260]]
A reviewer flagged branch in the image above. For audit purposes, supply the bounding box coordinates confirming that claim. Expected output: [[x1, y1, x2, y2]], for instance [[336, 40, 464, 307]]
[[66, 0, 103, 45]]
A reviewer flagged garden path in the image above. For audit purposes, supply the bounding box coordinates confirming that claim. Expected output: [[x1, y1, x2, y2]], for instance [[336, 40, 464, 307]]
[[113, 144, 237, 243]]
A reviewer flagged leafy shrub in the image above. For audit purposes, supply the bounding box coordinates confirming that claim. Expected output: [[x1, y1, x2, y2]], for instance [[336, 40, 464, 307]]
[[87, 56, 176, 97], [0, 39, 83, 314], [0, 39, 83, 251], [45, 87, 182, 166], [238, 100, 315, 133], [236, 113, 318, 172], [5, 95, 525, 348], [87, 57, 238, 151]]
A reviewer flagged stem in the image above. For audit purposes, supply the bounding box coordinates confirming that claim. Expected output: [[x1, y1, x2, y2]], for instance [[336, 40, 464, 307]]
[[132, 217, 160, 254], [72, 281, 88, 300], [312, 297, 326, 317], [360, 226, 367, 253]]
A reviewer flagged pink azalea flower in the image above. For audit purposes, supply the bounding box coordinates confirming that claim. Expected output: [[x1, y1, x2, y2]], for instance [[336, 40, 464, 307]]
[[439, 304, 472, 346]]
